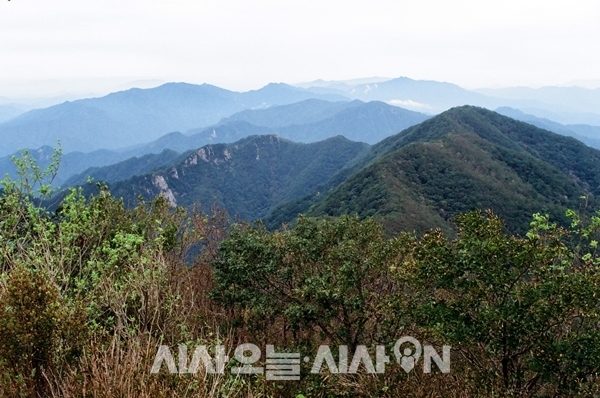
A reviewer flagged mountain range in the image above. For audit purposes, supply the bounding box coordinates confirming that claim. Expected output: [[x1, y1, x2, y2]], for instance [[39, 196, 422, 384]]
[[190, 100, 429, 145], [3, 77, 600, 159], [53, 106, 600, 236], [477, 86, 600, 124], [0, 99, 429, 185], [0, 82, 346, 156], [297, 77, 600, 124], [3, 77, 600, 236], [98, 135, 370, 221]]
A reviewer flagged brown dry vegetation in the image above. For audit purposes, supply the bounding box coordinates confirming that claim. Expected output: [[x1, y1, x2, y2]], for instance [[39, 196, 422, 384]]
[[1, 154, 600, 397]]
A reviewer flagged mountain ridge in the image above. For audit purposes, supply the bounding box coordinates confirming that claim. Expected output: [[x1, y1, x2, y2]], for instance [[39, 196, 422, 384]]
[[93, 134, 371, 221], [0, 82, 348, 156], [266, 106, 600, 234]]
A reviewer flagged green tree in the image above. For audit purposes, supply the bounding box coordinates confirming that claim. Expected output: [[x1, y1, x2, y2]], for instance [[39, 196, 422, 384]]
[[212, 215, 410, 348], [0, 265, 86, 396], [413, 210, 600, 396]]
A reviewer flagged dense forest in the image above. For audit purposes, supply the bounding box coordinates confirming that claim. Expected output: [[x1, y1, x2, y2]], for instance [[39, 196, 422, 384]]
[[269, 107, 600, 235], [1, 149, 600, 397]]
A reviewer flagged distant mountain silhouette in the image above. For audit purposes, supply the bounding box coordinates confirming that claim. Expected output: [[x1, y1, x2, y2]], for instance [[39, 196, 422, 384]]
[[0, 82, 347, 156], [117, 99, 427, 157], [478, 86, 600, 122], [496, 107, 600, 149], [301, 77, 497, 113], [299, 77, 600, 123], [190, 100, 429, 145], [0, 104, 25, 124]]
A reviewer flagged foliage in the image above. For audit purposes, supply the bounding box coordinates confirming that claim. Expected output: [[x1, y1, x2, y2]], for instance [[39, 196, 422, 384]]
[[3, 146, 600, 397], [214, 209, 600, 396], [274, 106, 600, 235], [213, 215, 410, 349], [412, 210, 600, 396], [0, 265, 86, 396], [0, 149, 231, 396]]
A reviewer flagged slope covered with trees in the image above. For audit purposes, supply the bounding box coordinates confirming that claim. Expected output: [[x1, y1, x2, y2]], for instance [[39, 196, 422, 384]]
[[268, 106, 600, 234], [104, 135, 370, 220]]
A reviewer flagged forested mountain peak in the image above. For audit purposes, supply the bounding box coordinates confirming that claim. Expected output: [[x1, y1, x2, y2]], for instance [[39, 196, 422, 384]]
[[101, 134, 370, 220], [268, 106, 600, 234]]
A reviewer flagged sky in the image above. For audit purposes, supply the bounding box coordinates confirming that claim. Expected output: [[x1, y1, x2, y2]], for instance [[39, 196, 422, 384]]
[[1, 0, 600, 97]]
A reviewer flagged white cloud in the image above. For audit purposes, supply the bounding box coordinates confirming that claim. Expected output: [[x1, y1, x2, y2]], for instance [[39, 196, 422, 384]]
[[388, 100, 433, 111]]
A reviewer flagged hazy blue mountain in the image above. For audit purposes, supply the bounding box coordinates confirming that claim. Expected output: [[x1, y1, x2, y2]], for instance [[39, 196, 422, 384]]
[[123, 132, 191, 154], [298, 77, 600, 125], [350, 77, 493, 109], [215, 99, 429, 144], [125, 122, 276, 156], [216, 99, 360, 128], [568, 124, 600, 139], [276, 101, 429, 144], [239, 83, 346, 106], [95, 135, 370, 220], [496, 107, 600, 149], [476, 86, 600, 125], [513, 108, 600, 127], [138, 100, 427, 153], [301, 77, 499, 113], [0, 82, 348, 156], [295, 77, 393, 89], [0, 94, 84, 109], [184, 122, 276, 148], [0, 102, 130, 155], [292, 77, 392, 97], [0, 104, 25, 123], [478, 86, 600, 114], [0, 146, 132, 186]]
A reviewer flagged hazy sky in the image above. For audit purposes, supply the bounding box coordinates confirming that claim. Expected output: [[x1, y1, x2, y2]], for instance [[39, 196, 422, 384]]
[[1, 0, 600, 97]]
